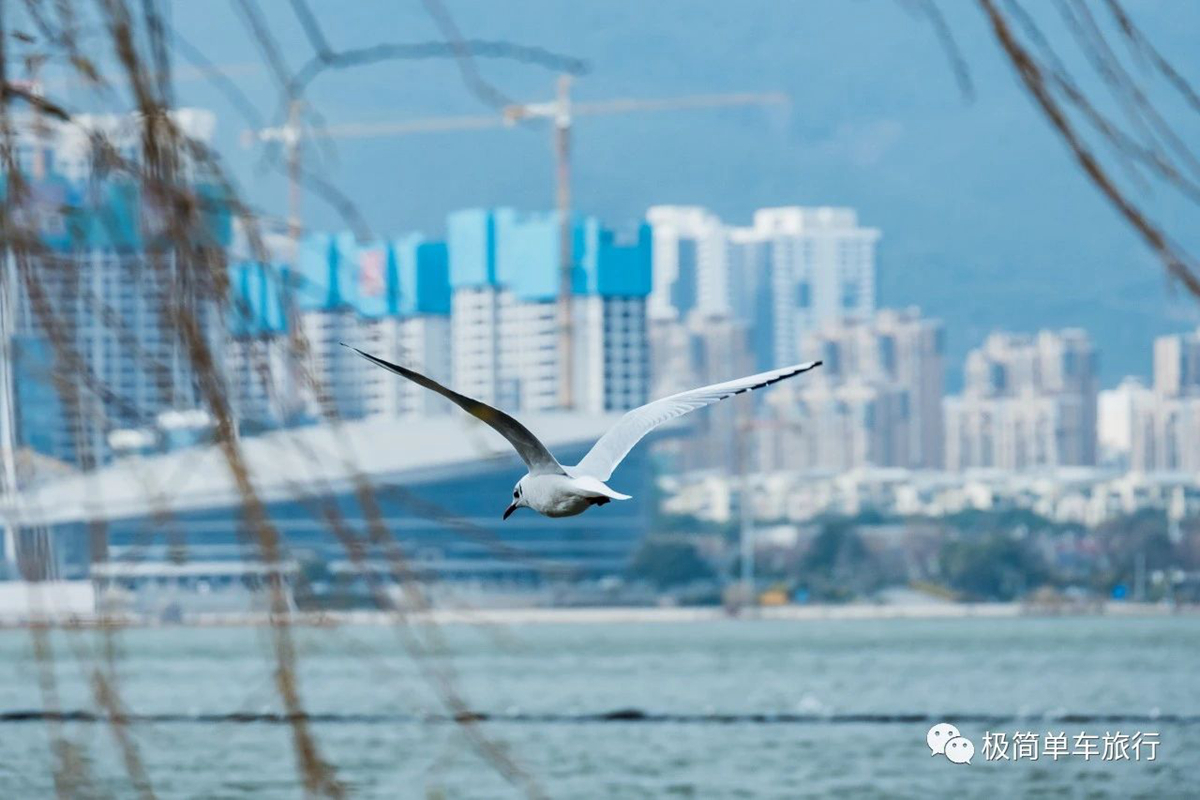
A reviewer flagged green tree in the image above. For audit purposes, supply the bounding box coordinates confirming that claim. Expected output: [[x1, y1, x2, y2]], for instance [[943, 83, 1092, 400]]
[[1093, 510, 1183, 599], [795, 520, 881, 602], [939, 533, 1048, 601], [628, 540, 715, 589]]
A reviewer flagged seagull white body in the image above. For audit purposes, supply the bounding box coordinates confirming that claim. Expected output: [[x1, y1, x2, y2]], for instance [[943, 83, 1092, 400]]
[[344, 344, 821, 520], [518, 472, 629, 518]]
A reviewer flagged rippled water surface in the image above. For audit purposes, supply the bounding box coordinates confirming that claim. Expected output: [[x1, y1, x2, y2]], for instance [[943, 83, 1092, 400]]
[[1, 615, 1197, 798]]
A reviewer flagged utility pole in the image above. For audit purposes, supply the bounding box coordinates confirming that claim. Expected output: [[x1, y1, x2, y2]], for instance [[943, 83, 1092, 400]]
[[735, 415, 803, 611], [0, 259, 21, 574], [734, 413, 769, 610], [0, 80, 44, 575], [244, 99, 305, 259], [505, 75, 578, 409], [737, 418, 756, 609], [285, 99, 304, 264]]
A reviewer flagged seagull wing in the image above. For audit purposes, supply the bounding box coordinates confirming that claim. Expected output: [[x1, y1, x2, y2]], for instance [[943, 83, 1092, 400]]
[[572, 361, 822, 481], [343, 345, 565, 475]]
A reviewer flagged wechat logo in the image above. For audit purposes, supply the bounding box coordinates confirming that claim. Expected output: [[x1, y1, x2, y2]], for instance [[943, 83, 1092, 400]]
[[928, 722, 974, 765]]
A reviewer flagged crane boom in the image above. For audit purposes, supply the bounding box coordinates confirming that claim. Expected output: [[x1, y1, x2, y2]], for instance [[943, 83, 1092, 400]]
[[572, 91, 788, 117], [296, 114, 508, 141], [248, 90, 788, 142]]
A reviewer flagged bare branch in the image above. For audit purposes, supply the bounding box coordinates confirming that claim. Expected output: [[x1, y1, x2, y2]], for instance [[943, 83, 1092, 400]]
[[978, 0, 1200, 298], [900, 0, 975, 101]]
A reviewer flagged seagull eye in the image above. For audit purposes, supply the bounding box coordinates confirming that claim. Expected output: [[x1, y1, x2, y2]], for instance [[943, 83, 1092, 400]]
[[514, 490, 519, 498]]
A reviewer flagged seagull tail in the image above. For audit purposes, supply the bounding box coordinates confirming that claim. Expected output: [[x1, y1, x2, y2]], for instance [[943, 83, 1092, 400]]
[[573, 475, 631, 501]]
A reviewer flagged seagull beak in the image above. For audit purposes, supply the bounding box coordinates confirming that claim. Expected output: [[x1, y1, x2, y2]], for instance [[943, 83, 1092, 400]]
[[503, 503, 517, 520]]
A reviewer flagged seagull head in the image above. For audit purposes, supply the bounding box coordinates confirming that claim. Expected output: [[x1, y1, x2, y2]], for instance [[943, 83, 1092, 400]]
[[503, 478, 527, 520]]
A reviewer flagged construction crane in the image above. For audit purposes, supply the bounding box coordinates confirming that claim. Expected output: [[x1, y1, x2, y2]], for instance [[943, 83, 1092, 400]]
[[245, 79, 789, 409]]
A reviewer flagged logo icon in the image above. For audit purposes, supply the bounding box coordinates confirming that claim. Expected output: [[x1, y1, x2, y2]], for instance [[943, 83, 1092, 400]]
[[927, 722, 960, 756], [928, 722, 973, 765]]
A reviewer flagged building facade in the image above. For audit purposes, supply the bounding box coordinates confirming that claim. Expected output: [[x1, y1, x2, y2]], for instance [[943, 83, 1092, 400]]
[[648, 312, 756, 472], [643, 205, 883, 475], [646, 205, 880, 372], [1, 108, 249, 469], [1153, 327, 1200, 397], [944, 330, 1099, 470], [645, 206, 726, 322], [9, 108, 217, 183], [1097, 377, 1155, 467], [741, 207, 879, 368], [3, 172, 230, 468], [447, 208, 652, 414], [286, 231, 452, 422], [226, 261, 297, 430], [759, 308, 944, 472], [1131, 328, 1200, 472], [230, 207, 650, 433]]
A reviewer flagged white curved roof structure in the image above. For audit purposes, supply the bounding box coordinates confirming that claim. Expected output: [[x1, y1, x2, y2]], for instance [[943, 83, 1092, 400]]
[[3, 412, 628, 527]]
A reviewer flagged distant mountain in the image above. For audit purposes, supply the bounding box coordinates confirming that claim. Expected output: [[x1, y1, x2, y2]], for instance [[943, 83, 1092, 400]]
[[170, 0, 1200, 386]]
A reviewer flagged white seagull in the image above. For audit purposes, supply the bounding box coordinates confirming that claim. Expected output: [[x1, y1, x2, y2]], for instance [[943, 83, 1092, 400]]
[[343, 344, 821, 520]]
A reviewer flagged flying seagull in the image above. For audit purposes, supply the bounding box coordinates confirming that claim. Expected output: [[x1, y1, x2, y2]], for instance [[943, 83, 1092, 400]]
[[343, 344, 821, 520]]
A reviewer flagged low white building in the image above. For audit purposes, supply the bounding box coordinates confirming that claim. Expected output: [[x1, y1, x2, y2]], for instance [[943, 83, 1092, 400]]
[[658, 466, 1200, 528], [91, 560, 299, 622], [0, 580, 95, 623]]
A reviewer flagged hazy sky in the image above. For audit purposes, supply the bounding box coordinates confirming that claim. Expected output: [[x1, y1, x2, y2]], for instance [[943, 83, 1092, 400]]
[[49, 1, 1200, 384]]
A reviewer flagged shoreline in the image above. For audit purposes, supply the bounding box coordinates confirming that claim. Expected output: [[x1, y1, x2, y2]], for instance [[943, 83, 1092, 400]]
[[0, 600, 1194, 629]]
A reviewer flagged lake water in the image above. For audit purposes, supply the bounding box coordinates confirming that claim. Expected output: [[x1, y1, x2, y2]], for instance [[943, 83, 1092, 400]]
[[0, 614, 1197, 798]]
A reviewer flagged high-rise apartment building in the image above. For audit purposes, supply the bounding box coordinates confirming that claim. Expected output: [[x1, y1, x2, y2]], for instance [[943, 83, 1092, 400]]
[[742, 207, 880, 368], [1131, 395, 1200, 472], [760, 380, 912, 474], [644, 205, 883, 474], [648, 312, 755, 472], [3, 171, 230, 468], [645, 206, 727, 321], [10, 108, 217, 183], [289, 231, 451, 421], [229, 207, 646, 431], [447, 208, 651, 414], [1131, 328, 1200, 471], [1097, 377, 1155, 467], [2, 109, 239, 469], [226, 261, 296, 431], [759, 308, 944, 471], [1152, 327, 1200, 397], [944, 330, 1098, 470], [646, 205, 879, 371]]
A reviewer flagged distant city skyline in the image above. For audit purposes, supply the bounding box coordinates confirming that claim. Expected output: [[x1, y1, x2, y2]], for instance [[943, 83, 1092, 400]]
[[3, 98, 1198, 474]]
